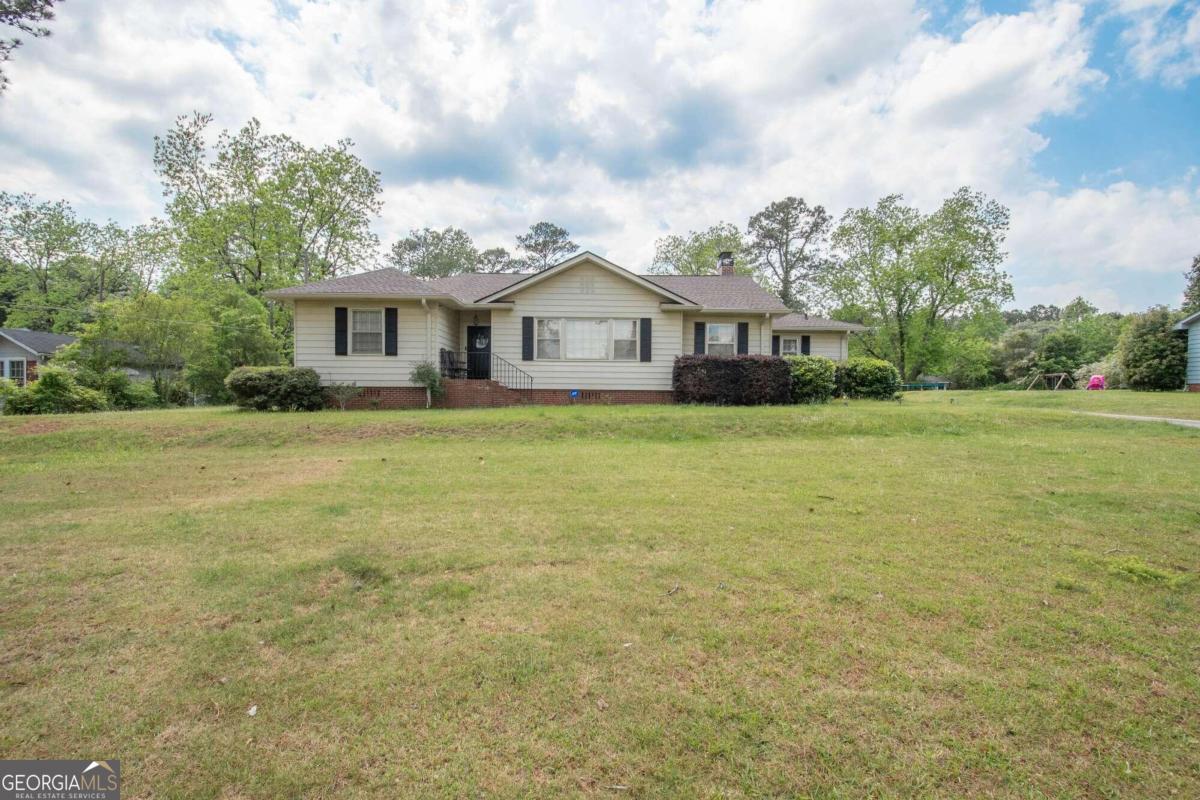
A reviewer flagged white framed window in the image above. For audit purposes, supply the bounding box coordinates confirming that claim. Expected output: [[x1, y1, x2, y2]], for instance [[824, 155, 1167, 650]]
[[534, 318, 641, 361], [6, 359, 26, 387], [536, 318, 561, 359], [563, 319, 609, 360], [781, 338, 798, 355], [612, 319, 639, 361], [707, 323, 736, 356], [351, 309, 383, 355]]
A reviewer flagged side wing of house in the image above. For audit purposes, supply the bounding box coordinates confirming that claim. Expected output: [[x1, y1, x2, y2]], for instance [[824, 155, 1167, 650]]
[[772, 330, 850, 360], [490, 261, 684, 391]]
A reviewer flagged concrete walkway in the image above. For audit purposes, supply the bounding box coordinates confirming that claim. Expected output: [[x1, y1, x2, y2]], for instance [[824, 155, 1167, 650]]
[[1079, 412, 1200, 430]]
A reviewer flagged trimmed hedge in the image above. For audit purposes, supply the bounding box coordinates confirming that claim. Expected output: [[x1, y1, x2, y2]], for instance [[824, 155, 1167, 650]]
[[835, 357, 901, 400], [673, 355, 791, 405], [785, 355, 837, 404], [225, 366, 325, 411]]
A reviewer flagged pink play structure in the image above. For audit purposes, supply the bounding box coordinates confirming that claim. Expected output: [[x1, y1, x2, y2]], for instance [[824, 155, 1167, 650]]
[[1086, 375, 1106, 391]]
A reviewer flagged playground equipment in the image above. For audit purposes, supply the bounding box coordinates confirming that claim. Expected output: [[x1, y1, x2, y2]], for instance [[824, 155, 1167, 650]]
[[1025, 372, 1075, 391]]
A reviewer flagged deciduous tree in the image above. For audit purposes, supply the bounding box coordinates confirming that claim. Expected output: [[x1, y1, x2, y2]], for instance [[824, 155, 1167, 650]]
[[824, 188, 1012, 380], [154, 113, 382, 295], [650, 222, 748, 275]]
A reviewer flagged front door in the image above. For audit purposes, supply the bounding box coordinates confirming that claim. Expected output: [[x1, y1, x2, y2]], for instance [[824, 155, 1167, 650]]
[[466, 325, 491, 379]]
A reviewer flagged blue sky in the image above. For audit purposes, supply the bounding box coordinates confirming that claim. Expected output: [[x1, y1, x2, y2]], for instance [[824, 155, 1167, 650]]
[[0, 0, 1197, 311]]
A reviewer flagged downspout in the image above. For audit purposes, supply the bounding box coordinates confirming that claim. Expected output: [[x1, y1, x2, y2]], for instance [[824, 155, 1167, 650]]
[[421, 299, 433, 408], [763, 313, 770, 354]]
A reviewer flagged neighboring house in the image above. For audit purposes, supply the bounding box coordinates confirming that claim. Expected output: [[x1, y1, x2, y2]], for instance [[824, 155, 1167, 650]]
[[266, 251, 865, 408], [1177, 310, 1200, 391], [0, 328, 76, 387]]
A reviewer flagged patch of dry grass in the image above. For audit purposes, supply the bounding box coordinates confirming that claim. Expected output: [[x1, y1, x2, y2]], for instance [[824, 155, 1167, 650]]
[[0, 400, 1197, 798]]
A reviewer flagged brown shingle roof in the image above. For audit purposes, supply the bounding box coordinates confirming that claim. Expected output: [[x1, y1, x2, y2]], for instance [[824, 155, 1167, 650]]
[[642, 275, 789, 312], [267, 265, 794, 311], [0, 328, 77, 355], [266, 268, 438, 298], [772, 313, 867, 332], [427, 273, 531, 303]]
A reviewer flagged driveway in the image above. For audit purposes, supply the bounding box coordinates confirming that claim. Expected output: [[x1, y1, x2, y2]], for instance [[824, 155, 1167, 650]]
[[1080, 412, 1200, 430]]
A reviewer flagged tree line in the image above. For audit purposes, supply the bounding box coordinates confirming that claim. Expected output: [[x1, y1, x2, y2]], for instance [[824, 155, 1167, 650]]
[[1, 112, 1196, 404]]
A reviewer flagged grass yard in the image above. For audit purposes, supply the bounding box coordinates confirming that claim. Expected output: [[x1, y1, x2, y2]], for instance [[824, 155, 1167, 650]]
[[1, 393, 1198, 798]]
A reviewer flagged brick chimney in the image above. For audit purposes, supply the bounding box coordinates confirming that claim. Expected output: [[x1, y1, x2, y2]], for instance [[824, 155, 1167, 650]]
[[717, 251, 735, 276]]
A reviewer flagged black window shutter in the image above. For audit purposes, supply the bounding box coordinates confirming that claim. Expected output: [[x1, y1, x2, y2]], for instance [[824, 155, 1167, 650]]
[[334, 307, 348, 356], [384, 307, 398, 356], [737, 322, 749, 354], [771, 335, 780, 356], [639, 318, 652, 362], [801, 335, 811, 355], [693, 321, 705, 354], [521, 317, 534, 361]]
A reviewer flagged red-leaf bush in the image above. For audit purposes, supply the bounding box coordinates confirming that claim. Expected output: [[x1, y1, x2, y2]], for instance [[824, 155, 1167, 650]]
[[672, 355, 791, 405]]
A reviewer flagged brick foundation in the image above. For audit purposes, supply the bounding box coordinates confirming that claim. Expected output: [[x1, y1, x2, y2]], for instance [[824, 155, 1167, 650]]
[[336, 383, 676, 409], [1189, 383, 1200, 393], [342, 386, 429, 410], [524, 388, 675, 405]]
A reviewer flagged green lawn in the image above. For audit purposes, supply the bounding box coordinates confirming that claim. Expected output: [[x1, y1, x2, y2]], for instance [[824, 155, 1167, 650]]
[[1, 395, 1198, 798]]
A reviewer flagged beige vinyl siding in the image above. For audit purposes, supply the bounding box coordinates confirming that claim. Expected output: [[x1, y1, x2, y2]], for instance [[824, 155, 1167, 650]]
[[490, 262, 684, 390], [292, 299, 427, 386], [773, 331, 849, 361], [435, 304, 457, 355], [682, 314, 771, 356]]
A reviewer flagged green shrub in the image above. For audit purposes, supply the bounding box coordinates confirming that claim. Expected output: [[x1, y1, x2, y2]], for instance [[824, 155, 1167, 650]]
[[785, 355, 836, 404], [225, 366, 324, 411], [75, 367, 161, 410], [409, 361, 445, 408], [324, 382, 363, 411], [672, 355, 792, 405], [1117, 307, 1187, 391], [835, 357, 901, 399], [1, 365, 109, 415]]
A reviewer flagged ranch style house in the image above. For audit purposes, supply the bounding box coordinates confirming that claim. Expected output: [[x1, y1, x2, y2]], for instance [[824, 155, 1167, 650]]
[[266, 251, 865, 408]]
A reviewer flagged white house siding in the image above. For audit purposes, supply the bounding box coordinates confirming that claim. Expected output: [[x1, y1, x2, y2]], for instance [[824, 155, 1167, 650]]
[[292, 299, 428, 387], [490, 261, 684, 390], [0, 339, 34, 383], [681, 313, 771, 355], [772, 331, 849, 361], [1188, 325, 1199, 385], [435, 304, 457, 355]]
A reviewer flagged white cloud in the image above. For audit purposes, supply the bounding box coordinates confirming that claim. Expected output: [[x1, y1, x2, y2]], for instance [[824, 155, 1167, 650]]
[[1110, 0, 1200, 85], [0, 0, 1195, 312]]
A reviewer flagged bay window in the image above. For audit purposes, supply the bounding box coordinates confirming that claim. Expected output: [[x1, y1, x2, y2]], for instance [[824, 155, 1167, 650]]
[[706, 323, 736, 356], [534, 318, 640, 361], [351, 309, 383, 354]]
